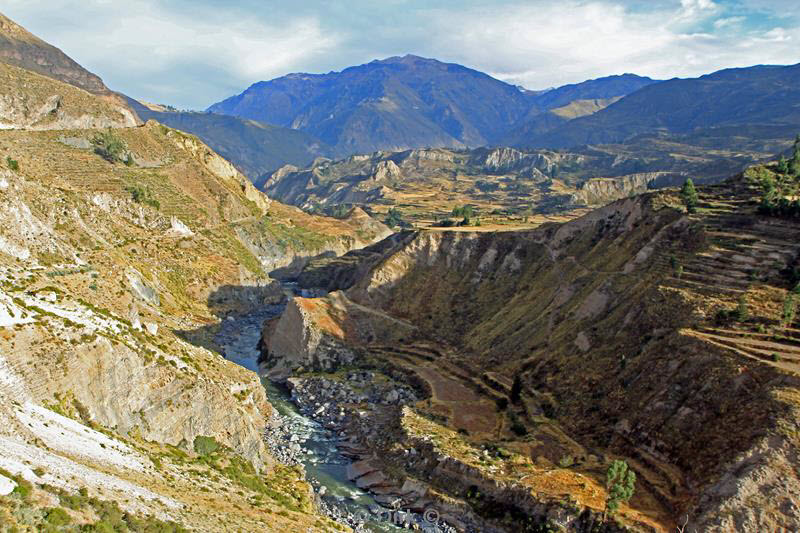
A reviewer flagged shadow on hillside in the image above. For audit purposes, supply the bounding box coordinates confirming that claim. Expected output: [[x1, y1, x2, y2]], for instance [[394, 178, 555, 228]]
[[173, 283, 292, 363]]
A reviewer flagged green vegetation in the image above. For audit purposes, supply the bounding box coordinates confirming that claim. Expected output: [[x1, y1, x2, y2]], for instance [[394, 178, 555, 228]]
[[124, 184, 160, 210], [782, 292, 797, 327], [605, 460, 636, 518], [44, 507, 71, 527], [329, 204, 351, 219], [193, 435, 220, 456], [680, 178, 698, 214], [6, 156, 19, 171], [754, 136, 800, 217], [475, 180, 499, 193], [384, 207, 406, 228], [92, 130, 130, 164], [736, 294, 750, 322]]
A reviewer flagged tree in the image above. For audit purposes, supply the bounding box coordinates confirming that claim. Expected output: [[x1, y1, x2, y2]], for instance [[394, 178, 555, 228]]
[[510, 376, 522, 404], [5, 156, 18, 171], [736, 294, 750, 322], [790, 135, 800, 177], [777, 156, 790, 175], [783, 293, 797, 327], [681, 178, 699, 214], [384, 207, 404, 228], [605, 460, 636, 518]]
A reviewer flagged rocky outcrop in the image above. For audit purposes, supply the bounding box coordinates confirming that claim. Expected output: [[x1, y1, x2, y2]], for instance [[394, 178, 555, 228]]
[[263, 295, 357, 376], [573, 172, 688, 205], [262, 289, 417, 378]]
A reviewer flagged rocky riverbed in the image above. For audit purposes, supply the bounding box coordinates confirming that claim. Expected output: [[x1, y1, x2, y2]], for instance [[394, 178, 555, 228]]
[[214, 297, 453, 532]]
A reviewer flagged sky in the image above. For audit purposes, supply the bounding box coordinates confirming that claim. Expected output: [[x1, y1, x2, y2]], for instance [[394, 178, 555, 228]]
[[3, 0, 800, 110]]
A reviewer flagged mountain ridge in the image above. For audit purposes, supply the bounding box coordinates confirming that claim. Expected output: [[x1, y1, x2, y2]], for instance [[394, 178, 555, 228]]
[[207, 55, 656, 156]]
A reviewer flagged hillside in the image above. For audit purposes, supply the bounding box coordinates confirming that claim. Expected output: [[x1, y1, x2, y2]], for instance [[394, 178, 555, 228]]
[[0, 12, 108, 94], [128, 98, 334, 178], [0, 25, 389, 528], [0, 12, 139, 123], [534, 74, 657, 111], [264, 169, 800, 532], [262, 141, 774, 228], [518, 63, 800, 149], [0, 121, 362, 531], [0, 61, 138, 129]]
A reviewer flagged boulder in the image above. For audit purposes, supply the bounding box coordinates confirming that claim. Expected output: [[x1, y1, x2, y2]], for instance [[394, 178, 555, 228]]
[[346, 458, 379, 481]]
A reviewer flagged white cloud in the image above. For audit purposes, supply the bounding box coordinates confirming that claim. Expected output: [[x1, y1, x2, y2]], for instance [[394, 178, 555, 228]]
[[1, 0, 799, 108], [2, 0, 340, 108], [422, 1, 800, 89], [714, 16, 746, 29]]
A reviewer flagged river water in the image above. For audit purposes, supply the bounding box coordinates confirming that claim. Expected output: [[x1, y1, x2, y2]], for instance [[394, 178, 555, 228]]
[[213, 290, 419, 532]]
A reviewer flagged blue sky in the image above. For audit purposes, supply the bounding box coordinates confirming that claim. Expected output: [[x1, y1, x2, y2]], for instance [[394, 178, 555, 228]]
[[3, 0, 799, 109]]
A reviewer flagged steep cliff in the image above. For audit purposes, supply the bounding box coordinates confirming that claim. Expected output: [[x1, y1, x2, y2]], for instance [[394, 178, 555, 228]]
[[268, 173, 800, 531]]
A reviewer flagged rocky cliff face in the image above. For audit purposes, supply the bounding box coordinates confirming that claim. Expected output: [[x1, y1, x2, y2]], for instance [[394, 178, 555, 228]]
[[266, 176, 800, 531], [572, 172, 688, 206]]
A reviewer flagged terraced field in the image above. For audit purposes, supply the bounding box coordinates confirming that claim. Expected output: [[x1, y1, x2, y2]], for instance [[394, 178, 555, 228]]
[[657, 179, 800, 374]]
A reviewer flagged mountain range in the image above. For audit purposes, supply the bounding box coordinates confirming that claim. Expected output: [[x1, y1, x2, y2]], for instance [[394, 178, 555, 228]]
[[520, 63, 800, 149], [207, 55, 656, 156], [2, 10, 800, 533]]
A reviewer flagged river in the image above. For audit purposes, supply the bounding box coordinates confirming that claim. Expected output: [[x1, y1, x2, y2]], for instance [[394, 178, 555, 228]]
[[213, 287, 423, 532]]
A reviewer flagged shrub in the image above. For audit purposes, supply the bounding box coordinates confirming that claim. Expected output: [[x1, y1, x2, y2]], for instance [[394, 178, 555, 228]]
[[193, 435, 219, 456], [11, 476, 32, 500], [605, 460, 636, 517], [124, 185, 160, 210], [510, 421, 528, 436], [384, 207, 405, 228], [777, 156, 790, 175], [495, 397, 509, 411], [5, 156, 19, 171], [782, 293, 796, 327], [433, 218, 457, 227], [92, 131, 128, 164], [45, 507, 72, 526], [452, 205, 474, 218]]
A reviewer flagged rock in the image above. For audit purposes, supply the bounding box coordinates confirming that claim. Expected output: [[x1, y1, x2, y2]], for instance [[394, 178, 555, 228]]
[[385, 389, 399, 403], [166, 216, 194, 237], [264, 295, 357, 373], [126, 268, 160, 307], [0, 474, 16, 496], [355, 470, 387, 489], [346, 458, 379, 481]]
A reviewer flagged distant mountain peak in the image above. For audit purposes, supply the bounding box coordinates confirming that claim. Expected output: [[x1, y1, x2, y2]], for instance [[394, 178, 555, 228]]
[[208, 55, 533, 154]]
